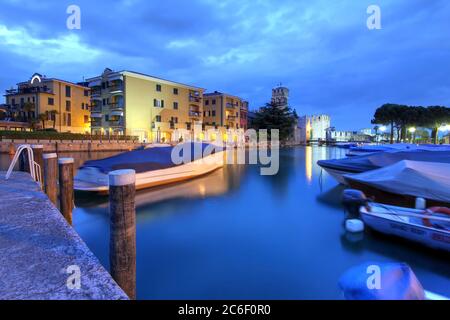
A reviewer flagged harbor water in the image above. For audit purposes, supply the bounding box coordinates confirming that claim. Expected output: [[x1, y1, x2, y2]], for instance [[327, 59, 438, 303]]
[[2, 146, 449, 299]]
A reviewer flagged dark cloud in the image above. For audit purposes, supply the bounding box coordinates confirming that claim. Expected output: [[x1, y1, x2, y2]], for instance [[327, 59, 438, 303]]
[[1, 0, 449, 130]]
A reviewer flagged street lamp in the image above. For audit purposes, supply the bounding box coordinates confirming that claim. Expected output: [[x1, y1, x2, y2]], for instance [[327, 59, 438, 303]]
[[408, 127, 416, 143]]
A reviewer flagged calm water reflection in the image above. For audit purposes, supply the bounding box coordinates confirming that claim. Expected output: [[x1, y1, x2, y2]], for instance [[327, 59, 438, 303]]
[[2, 147, 448, 299]]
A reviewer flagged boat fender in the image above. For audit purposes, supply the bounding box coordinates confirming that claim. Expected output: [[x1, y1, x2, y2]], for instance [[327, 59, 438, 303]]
[[423, 207, 450, 228], [345, 219, 365, 233], [342, 189, 369, 219]]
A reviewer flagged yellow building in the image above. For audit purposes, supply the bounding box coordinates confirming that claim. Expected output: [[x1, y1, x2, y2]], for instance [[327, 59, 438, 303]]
[[87, 68, 204, 142], [4, 73, 91, 133], [203, 91, 248, 130]]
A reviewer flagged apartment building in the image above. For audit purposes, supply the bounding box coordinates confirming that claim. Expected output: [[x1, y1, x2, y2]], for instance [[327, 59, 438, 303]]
[[87, 68, 204, 142], [3, 73, 91, 133], [203, 91, 248, 130]]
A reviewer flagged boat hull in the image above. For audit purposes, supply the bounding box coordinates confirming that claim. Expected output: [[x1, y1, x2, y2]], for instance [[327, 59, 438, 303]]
[[74, 151, 225, 193], [347, 180, 449, 208], [360, 206, 450, 252], [321, 167, 353, 185]]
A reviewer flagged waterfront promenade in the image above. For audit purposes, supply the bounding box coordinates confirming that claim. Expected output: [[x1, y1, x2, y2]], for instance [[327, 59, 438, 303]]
[[0, 171, 128, 300]]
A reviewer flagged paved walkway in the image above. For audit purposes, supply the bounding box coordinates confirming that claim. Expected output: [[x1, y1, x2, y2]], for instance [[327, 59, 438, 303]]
[[0, 171, 128, 300]]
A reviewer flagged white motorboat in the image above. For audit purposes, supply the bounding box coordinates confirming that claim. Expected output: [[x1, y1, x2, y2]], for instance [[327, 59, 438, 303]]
[[74, 142, 225, 193], [360, 203, 450, 252]]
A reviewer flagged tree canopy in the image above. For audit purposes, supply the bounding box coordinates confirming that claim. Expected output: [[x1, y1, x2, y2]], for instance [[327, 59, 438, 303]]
[[372, 104, 450, 144], [251, 103, 298, 142]]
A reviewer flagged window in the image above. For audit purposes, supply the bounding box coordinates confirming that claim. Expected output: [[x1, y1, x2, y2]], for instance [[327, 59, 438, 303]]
[[84, 115, 89, 124], [103, 99, 106, 106], [84, 89, 89, 97], [66, 101, 71, 112], [212, 110, 216, 117], [63, 113, 66, 126], [187, 123, 191, 130], [156, 84, 162, 92], [173, 102, 178, 110], [205, 100, 209, 106], [161, 100, 164, 108], [203, 111, 206, 117], [173, 88, 178, 95], [48, 98, 54, 105], [81, 103, 85, 110], [105, 115, 109, 121], [11, 98, 15, 105], [155, 115, 161, 122], [67, 113, 72, 126], [20, 98, 24, 105], [153, 99, 158, 107], [212, 99, 216, 105], [65, 85, 71, 98]]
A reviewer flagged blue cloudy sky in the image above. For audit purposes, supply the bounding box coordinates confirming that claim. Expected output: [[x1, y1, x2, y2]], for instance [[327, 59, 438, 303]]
[[0, 0, 449, 129]]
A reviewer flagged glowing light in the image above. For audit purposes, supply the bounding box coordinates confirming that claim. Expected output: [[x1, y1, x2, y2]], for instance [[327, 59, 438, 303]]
[[408, 127, 416, 133], [438, 124, 450, 132], [305, 146, 312, 184], [379, 126, 387, 132]]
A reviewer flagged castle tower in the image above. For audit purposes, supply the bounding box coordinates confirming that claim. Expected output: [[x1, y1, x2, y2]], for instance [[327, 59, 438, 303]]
[[271, 85, 289, 109]]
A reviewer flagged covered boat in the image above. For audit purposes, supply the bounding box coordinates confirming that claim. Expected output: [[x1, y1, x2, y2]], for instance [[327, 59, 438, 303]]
[[346, 143, 450, 157], [318, 150, 450, 185], [339, 262, 448, 300], [360, 203, 450, 252], [74, 142, 225, 192], [343, 160, 450, 207]]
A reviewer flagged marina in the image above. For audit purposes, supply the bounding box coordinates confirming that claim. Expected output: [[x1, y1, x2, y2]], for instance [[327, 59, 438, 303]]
[[2, 145, 448, 299]]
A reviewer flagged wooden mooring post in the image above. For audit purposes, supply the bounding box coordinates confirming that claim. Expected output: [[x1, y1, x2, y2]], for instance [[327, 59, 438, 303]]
[[31, 145, 44, 174], [43, 153, 58, 205], [108, 169, 136, 299], [58, 158, 74, 225]]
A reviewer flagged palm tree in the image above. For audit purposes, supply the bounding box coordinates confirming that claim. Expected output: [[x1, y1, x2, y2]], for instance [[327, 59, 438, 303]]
[[38, 113, 47, 130], [49, 110, 59, 129], [22, 102, 36, 122]]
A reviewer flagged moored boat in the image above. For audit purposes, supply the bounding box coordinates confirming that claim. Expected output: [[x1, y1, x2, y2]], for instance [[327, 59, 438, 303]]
[[343, 160, 450, 207], [346, 143, 450, 157], [74, 142, 225, 193], [360, 203, 450, 252], [318, 150, 450, 185]]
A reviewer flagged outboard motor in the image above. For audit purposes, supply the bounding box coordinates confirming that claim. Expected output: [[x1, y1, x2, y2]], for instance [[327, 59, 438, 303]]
[[342, 189, 368, 220]]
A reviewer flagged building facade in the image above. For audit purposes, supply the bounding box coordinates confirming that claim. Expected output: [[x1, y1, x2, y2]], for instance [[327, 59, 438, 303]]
[[298, 114, 331, 143], [202, 91, 248, 130], [87, 69, 204, 142], [3, 73, 91, 133]]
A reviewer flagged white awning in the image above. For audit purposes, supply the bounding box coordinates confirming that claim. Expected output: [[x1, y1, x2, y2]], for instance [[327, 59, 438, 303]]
[[91, 113, 102, 118], [110, 111, 124, 117]]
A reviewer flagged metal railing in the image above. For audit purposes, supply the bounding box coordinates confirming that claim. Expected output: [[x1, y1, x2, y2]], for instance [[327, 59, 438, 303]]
[[5, 144, 42, 188]]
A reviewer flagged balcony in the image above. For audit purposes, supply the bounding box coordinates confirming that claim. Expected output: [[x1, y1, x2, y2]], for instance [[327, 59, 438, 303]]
[[91, 88, 102, 97], [109, 85, 124, 95], [226, 103, 237, 109], [109, 119, 124, 127], [189, 111, 201, 118], [109, 101, 124, 111], [5, 86, 52, 95]]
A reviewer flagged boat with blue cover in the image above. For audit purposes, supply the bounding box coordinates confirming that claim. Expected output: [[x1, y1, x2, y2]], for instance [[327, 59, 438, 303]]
[[74, 142, 224, 192]]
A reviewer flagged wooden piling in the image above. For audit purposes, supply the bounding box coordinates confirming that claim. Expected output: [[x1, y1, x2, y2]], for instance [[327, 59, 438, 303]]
[[43, 153, 58, 205], [31, 145, 44, 175], [58, 158, 74, 225], [8, 143, 15, 156], [108, 169, 136, 299]]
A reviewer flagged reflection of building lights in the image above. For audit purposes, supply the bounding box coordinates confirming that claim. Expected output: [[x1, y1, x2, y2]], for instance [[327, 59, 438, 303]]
[[408, 127, 416, 133], [198, 184, 206, 197], [305, 146, 312, 183]]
